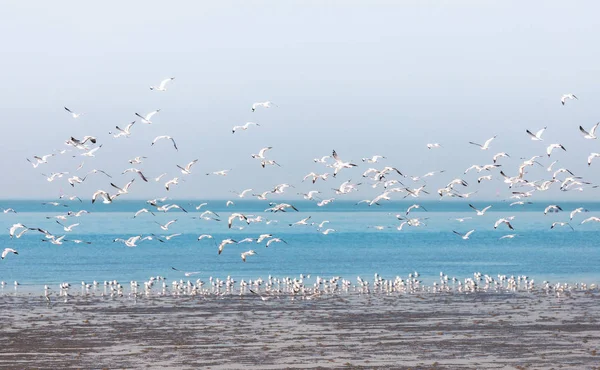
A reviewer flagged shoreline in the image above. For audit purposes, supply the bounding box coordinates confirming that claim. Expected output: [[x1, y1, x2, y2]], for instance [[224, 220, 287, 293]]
[[0, 291, 598, 369]]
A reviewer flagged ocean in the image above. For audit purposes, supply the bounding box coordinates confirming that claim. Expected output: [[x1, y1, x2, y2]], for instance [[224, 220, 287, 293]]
[[1, 199, 599, 291]]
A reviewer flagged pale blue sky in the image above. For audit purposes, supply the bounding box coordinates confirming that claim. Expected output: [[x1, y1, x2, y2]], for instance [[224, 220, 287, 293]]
[[1, 1, 599, 200]]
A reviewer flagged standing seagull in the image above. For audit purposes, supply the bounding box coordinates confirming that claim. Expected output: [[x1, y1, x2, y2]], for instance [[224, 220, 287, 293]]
[[251, 101, 275, 112], [526, 127, 547, 141], [135, 109, 160, 124], [560, 93, 578, 105], [150, 77, 175, 91], [469, 136, 497, 150], [64, 107, 83, 118]]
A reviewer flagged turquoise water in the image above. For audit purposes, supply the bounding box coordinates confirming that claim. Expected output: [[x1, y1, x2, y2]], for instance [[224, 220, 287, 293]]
[[1, 200, 599, 289]]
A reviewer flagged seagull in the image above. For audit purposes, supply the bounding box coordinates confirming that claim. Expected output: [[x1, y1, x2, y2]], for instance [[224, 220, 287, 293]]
[[56, 221, 80, 232], [226, 200, 235, 207], [510, 201, 533, 206], [453, 230, 475, 240], [233, 189, 253, 198], [406, 204, 427, 216], [321, 228, 336, 235], [266, 203, 299, 212], [544, 205, 563, 215], [149, 77, 175, 91], [163, 233, 182, 241], [241, 250, 257, 262], [477, 175, 493, 183], [155, 173, 167, 182], [469, 136, 496, 150], [228, 213, 249, 229], [551, 222, 574, 231], [1, 248, 18, 259], [91, 190, 118, 204], [232, 122, 259, 133], [499, 234, 518, 239], [299, 190, 320, 200], [290, 216, 312, 226], [560, 93, 577, 105], [588, 153, 600, 166], [494, 218, 514, 230], [362, 155, 386, 163], [110, 121, 135, 138], [261, 160, 281, 168], [256, 234, 273, 243], [80, 145, 102, 157], [171, 267, 201, 277], [579, 122, 599, 139], [111, 179, 135, 195], [121, 168, 148, 182], [427, 143, 442, 149], [251, 101, 275, 112], [155, 220, 177, 231], [177, 159, 198, 175], [492, 152, 510, 163], [547, 160, 558, 172], [87, 169, 112, 178], [331, 150, 358, 177], [469, 204, 492, 216], [9, 223, 27, 238], [135, 109, 160, 124], [27, 154, 55, 168], [128, 156, 147, 165], [218, 239, 237, 254], [526, 127, 547, 141], [453, 217, 472, 222], [237, 238, 255, 244], [314, 155, 331, 163], [133, 208, 155, 218], [317, 198, 335, 207], [113, 235, 152, 248], [251, 147, 272, 159], [570, 207, 589, 221], [64, 107, 83, 118], [581, 216, 600, 225], [197, 234, 214, 241], [194, 203, 208, 211], [157, 204, 188, 213], [207, 170, 230, 176], [151, 135, 178, 150], [266, 238, 287, 247], [2, 208, 17, 214], [546, 143, 566, 157], [164, 177, 180, 191]]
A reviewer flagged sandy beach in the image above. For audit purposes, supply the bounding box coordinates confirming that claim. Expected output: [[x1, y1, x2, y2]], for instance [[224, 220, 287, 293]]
[[0, 290, 598, 369]]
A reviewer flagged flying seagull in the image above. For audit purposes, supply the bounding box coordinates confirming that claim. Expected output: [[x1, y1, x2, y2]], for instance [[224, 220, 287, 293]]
[[135, 109, 160, 124], [149, 77, 175, 91]]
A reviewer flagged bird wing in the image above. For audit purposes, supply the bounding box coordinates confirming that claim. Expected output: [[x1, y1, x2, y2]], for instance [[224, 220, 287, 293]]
[[468, 142, 482, 148], [159, 78, 174, 89], [145, 110, 160, 120], [483, 136, 496, 148], [535, 127, 546, 138], [465, 230, 475, 237]]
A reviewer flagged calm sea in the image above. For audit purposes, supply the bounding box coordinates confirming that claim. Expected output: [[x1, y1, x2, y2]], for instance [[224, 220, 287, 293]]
[[1, 199, 599, 290]]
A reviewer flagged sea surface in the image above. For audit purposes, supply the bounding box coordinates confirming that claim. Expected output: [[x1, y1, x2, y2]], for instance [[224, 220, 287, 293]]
[[1, 199, 599, 291]]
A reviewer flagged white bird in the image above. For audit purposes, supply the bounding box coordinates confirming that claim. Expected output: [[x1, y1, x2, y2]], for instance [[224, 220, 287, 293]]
[[581, 216, 600, 225], [362, 155, 386, 163], [113, 235, 152, 248], [299, 190, 320, 200], [111, 179, 135, 195], [121, 168, 148, 182], [9, 223, 27, 238], [241, 250, 257, 262], [314, 155, 331, 163], [525, 127, 547, 141], [251, 146, 272, 159], [589, 153, 600, 166], [494, 218, 515, 230], [317, 198, 335, 207], [579, 122, 599, 139], [133, 208, 155, 218], [1, 248, 18, 259], [251, 101, 275, 112], [91, 190, 118, 204], [64, 106, 83, 118], [195, 202, 208, 211], [492, 152, 510, 163], [226, 200, 235, 207], [453, 230, 475, 240], [331, 150, 358, 177], [110, 121, 135, 138], [177, 159, 198, 175], [165, 177, 180, 191], [256, 234, 273, 243], [228, 213, 249, 229], [469, 204, 492, 216], [128, 156, 147, 165], [198, 234, 214, 241], [151, 135, 178, 150], [155, 173, 167, 182], [477, 175, 493, 183], [289, 216, 312, 226], [27, 154, 55, 168], [499, 234, 517, 239], [406, 204, 427, 215], [544, 205, 563, 215], [81, 145, 102, 157], [321, 228, 336, 235], [266, 238, 287, 247], [560, 93, 577, 105], [135, 109, 160, 124], [546, 143, 566, 157], [233, 189, 253, 198], [155, 220, 177, 231], [163, 233, 182, 241], [232, 122, 259, 133], [469, 136, 496, 150], [207, 170, 230, 176], [551, 222, 574, 230], [56, 221, 80, 232], [547, 160, 558, 172], [427, 143, 441, 149], [261, 160, 281, 168], [453, 217, 472, 222], [2, 208, 17, 214], [150, 77, 175, 91], [218, 239, 237, 254], [570, 207, 588, 221]]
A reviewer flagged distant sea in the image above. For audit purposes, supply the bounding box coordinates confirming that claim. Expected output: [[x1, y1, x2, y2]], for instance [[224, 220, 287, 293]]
[[1, 200, 599, 291]]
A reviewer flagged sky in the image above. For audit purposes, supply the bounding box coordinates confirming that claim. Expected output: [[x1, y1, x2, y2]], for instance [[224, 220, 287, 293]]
[[1, 1, 600, 201]]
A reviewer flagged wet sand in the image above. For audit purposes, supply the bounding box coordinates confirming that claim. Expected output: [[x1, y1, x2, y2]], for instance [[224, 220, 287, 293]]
[[0, 291, 599, 369]]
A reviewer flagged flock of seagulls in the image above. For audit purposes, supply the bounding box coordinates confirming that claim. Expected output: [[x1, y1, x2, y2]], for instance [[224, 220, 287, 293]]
[[2, 82, 600, 298]]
